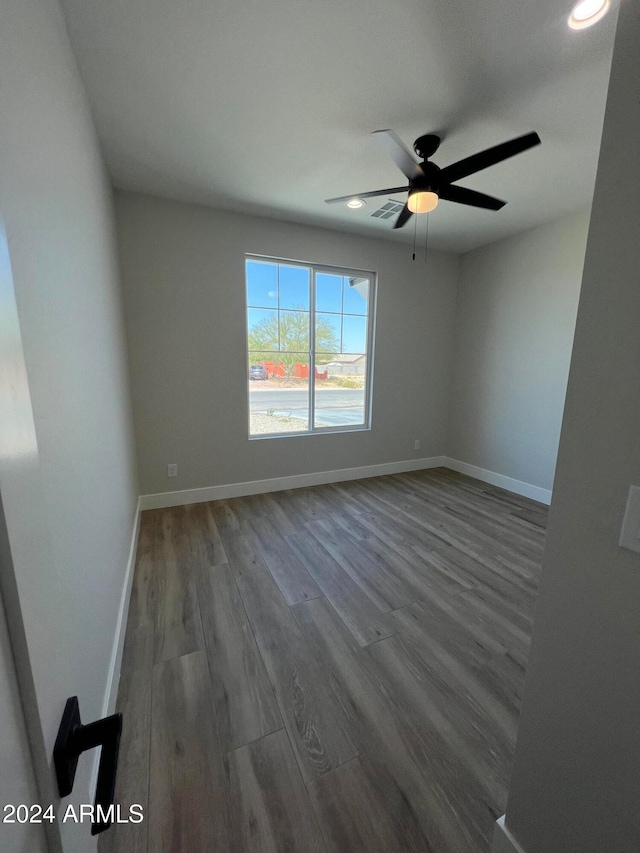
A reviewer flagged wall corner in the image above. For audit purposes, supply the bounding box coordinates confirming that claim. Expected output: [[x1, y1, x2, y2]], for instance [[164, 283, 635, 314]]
[[493, 815, 528, 853]]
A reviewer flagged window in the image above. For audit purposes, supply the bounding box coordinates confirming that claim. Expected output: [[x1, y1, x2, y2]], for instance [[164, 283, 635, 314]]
[[245, 256, 376, 438]]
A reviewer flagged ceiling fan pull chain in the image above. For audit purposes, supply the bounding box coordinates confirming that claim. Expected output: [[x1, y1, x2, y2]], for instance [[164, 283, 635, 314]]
[[412, 210, 418, 260], [424, 212, 430, 264]]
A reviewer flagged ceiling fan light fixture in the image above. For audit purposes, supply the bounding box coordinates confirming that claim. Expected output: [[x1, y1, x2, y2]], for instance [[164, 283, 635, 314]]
[[346, 198, 366, 209], [568, 0, 610, 29], [407, 190, 439, 214]]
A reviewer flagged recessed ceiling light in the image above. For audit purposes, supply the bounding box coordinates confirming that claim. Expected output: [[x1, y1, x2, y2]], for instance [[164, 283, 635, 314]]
[[346, 198, 366, 209], [568, 0, 611, 29]]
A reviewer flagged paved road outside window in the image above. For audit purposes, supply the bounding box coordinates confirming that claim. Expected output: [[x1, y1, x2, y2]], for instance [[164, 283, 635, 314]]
[[249, 387, 365, 427]]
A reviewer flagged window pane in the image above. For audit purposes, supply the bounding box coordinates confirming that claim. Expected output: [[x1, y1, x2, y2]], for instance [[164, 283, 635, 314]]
[[343, 277, 369, 315], [246, 260, 278, 308], [315, 353, 366, 429], [316, 273, 342, 313], [279, 265, 310, 311], [248, 308, 279, 350], [342, 315, 367, 353], [248, 352, 309, 436], [246, 257, 374, 438], [278, 310, 309, 352], [315, 312, 341, 354]]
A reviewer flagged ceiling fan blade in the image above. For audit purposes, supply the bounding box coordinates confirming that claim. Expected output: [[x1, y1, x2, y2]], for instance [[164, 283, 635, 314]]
[[325, 186, 409, 204], [371, 129, 422, 180], [393, 203, 413, 230], [439, 184, 506, 210], [440, 132, 541, 184]]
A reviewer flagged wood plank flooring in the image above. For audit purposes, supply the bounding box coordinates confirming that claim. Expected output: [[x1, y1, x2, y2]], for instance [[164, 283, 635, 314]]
[[100, 467, 546, 853]]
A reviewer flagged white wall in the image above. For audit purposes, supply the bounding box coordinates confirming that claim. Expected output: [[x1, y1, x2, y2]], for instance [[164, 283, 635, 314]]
[[500, 2, 640, 850], [0, 218, 60, 852], [115, 191, 459, 496], [448, 211, 590, 493], [0, 0, 138, 848]]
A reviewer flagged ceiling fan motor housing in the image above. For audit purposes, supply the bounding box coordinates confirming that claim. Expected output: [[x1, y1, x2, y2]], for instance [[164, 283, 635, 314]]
[[412, 160, 441, 195]]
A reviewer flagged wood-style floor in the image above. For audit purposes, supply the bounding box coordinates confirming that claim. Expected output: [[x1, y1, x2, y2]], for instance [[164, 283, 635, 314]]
[[100, 467, 546, 853]]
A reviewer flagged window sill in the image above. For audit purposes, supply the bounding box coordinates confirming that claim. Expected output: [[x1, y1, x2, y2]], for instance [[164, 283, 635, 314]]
[[248, 425, 372, 441]]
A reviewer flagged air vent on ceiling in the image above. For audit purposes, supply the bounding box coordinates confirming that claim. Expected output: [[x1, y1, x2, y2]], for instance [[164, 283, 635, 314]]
[[370, 200, 405, 220]]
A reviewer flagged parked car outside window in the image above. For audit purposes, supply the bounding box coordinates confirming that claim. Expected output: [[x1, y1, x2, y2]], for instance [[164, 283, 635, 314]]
[[249, 364, 269, 380]]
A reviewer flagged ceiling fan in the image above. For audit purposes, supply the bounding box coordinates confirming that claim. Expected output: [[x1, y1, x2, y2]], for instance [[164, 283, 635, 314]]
[[325, 129, 541, 229]]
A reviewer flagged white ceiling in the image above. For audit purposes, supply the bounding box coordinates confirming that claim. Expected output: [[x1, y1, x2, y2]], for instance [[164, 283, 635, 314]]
[[59, 0, 616, 253]]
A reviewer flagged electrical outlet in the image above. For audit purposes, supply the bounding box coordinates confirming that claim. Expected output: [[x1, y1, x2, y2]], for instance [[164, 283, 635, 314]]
[[414, 440, 420, 450], [167, 463, 177, 478]]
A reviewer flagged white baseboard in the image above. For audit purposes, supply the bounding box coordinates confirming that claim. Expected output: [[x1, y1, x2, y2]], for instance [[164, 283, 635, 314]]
[[89, 496, 141, 800], [139, 456, 447, 510], [443, 458, 552, 505], [493, 815, 527, 853]]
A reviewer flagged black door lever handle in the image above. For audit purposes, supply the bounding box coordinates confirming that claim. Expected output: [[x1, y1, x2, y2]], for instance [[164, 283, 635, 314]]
[[54, 696, 123, 835]]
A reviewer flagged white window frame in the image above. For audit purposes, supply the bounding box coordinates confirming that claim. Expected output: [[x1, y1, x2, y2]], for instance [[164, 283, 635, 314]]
[[245, 254, 377, 439]]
